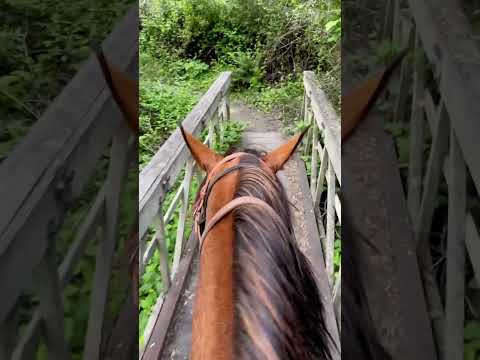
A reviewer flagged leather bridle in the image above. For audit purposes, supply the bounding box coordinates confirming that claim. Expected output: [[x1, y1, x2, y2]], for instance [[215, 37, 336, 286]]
[[193, 152, 280, 253]]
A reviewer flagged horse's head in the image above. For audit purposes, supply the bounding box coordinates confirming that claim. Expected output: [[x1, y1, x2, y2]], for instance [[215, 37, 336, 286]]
[[180, 126, 330, 360], [180, 125, 307, 175], [180, 126, 308, 244]]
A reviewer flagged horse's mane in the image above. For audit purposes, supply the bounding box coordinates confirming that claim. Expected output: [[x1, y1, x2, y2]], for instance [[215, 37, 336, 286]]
[[226, 150, 333, 359]]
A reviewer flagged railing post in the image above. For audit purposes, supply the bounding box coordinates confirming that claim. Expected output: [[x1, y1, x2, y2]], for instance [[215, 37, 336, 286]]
[[333, 268, 341, 332], [208, 119, 215, 149], [154, 210, 170, 291], [303, 96, 312, 157], [171, 160, 194, 276], [444, 128, 466, 360], [225, 91, 231, 122], [407, 32, 426, 219], [32, 239, 70, 360], [310, 123, 319, 197], [83, 124, 130, 360], [314, 145, 328, 209], [325, 159, 336, 286]]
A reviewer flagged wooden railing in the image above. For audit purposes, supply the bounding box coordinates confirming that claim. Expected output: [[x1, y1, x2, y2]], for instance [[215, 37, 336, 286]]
[[385, 1, 480, 358], [0, 6, 138, 360], [138, 71, 231, 356], [302, 71, 341, 325]]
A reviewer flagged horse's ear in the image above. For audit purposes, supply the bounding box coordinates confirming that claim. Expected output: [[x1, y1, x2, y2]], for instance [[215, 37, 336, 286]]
[[94, 47, 139, 134], [262, 127, 308, 173], [342, 49, 408, 140], [180, 126, 223, 172]]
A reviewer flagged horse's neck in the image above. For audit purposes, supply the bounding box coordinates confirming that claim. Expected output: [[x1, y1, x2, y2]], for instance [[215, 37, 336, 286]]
[[191, 170, 239, 360]]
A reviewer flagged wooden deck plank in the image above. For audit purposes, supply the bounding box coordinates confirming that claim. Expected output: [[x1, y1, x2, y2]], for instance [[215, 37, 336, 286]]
[[342, 112, 437, 359]]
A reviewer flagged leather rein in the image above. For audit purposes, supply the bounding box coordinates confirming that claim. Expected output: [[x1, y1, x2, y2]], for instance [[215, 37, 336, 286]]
[[193, 152, 281, 253]]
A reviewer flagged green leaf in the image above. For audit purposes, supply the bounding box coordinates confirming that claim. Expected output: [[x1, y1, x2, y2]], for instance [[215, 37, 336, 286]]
[[465, 321, 480, 341]]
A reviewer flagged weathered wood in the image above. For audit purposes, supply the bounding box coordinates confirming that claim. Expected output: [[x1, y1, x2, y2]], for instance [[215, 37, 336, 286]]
[[415, 104, 449, 245], [314, 144, 328, 209], [103, 292, 137, 360], [0, 311, 17, 360], [333, 270, 341, 332], [11, 313, 42, 360], [163, 184, 183, 226], [83, 124, 131, 360], [303, 95, 312, 157], [303, 71, 340, 183], [407, 33, 427, 219], [393, 23, 414, 123], [0, 5, 137, 251], [325, 160, 336, 285], [0, 5, 138, 325], [407, 0, 480, 195], [466, 214, 480, 284], [342, 112, 437, 359], [141, 233, 198, 360], [414, 103, 448, 356], [310, 116, 319, 197], [32, 242, 70, 360], [392, 0, 401, 43], [11, 182, 108, 360], [444, 129, 466, 360], [139, 72, 231, 240], [334, 195, 341, 225], [155, 212, 171, 290], [172, 160, 194, 276], [383, 0, 394, 40]]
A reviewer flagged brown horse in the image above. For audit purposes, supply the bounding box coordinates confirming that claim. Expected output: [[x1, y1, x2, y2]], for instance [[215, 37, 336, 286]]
[[181, 51, 406, 360], [181, 127, 335, 359]]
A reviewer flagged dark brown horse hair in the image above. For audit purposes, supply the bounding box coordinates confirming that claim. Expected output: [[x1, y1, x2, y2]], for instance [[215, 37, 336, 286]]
[[223, 150, 334, 359]]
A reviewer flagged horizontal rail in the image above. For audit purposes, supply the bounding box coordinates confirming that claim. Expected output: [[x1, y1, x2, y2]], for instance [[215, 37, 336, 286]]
[[139, 72, 231, 240], [303, 71, 341, 182]]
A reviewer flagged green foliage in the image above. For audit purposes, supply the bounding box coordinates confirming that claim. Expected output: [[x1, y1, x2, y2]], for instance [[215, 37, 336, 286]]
[[0, 0, 133, 162], [325, 9, 341, 43], [229, 51, 264, 89], [140, 0, 339, 85], [139, 81, 199, 166], [465, 321, 480, 360]]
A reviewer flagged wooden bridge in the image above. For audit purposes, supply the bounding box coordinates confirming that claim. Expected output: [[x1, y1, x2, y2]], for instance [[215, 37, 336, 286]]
[[343, 1, 480, 359], [0, 6, 138, 360], [0, 1, 479, 359], [138, 71, 341, 359]]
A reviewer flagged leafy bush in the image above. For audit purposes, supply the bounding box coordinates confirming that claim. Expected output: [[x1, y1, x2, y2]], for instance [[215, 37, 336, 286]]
[[140, 0, 340, 88], [0, 0, 133, 161], [229, 51, 264, 89]]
